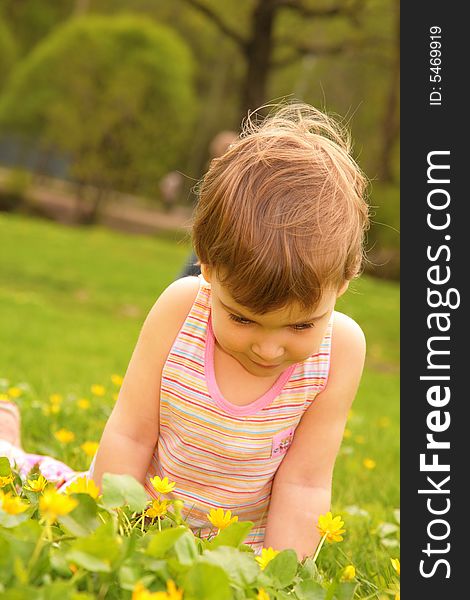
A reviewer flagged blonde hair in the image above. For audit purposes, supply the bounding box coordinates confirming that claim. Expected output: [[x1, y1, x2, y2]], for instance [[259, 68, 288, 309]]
[[192, 102, 369, 314]]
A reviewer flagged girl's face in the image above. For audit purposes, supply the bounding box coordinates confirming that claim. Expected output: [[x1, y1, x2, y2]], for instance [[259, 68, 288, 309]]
[[201, 266, 347, 378]]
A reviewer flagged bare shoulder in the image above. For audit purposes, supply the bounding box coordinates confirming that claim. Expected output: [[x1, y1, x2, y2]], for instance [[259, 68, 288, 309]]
[[144, 276, 201, 332], [327, 310, 366, 390], [332, 310, 366, 355]]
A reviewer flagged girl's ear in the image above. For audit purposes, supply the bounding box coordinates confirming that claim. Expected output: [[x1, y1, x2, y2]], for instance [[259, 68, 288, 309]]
[[200, 264, 212, 283], [336, 281, 349, 298]]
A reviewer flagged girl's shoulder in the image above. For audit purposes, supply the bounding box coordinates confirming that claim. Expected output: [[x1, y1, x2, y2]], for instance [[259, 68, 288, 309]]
[[143, 276, 202, 338], [332, 310, 365, 342], [156, 275, 202, 319], [314, 311, 365, 401], [330, 310, 366, 366]]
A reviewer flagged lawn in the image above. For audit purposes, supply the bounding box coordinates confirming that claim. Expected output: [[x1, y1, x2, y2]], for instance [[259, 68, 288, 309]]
[[0, 212, 399, 598]]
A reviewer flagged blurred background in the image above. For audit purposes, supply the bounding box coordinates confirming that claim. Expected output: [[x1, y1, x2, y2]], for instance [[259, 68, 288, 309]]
[[0, 3, 399, 586], [0, 0, 399, 278]]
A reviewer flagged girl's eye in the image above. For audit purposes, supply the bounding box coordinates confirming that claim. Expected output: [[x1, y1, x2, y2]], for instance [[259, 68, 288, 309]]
[[228, 313, 315, 331], [228, 313, 252, 325], [292, 323, 315, 331]]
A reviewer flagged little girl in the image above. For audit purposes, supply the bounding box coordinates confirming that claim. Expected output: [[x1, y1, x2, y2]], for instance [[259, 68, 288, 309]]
[[1, 103, 369, 560]]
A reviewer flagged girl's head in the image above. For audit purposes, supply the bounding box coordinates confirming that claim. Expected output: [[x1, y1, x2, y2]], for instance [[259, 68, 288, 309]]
[[192, 102, 369, 316]]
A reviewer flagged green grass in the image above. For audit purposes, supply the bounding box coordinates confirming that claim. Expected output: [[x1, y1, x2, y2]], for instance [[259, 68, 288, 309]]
[[0, 213, 399, 597]]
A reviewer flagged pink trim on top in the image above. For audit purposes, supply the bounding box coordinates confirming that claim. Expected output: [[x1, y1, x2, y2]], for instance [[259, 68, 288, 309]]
[[205, 315, 297, 416]]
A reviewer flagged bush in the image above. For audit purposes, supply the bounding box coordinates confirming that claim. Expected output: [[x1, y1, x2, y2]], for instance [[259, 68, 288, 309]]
[[0, 15, 197, 215]]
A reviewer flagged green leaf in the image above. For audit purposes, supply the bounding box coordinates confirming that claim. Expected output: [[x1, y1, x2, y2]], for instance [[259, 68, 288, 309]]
[[63, 549, 112, 573], [183, 562, 232, 600], [64, 519, 121, 573], [0, 586, 38, 599], [50, 548, 76, 578], [146, 526, 187, 558], [118, 560, 146, 591], [293, 579, 327, 599], [201, 546, 258, 587], [173, 530, 198, 565], [264, 549, 298, 588], [333, 582, 358, 600], [58, 493, 100, 537], [0, 456, 12, 476], [207, 521, 253, 549], [34, 580, 76, 600], [273, 592, 292, 600], [298, 556, 321, 581], [101, 473, 148, 512]]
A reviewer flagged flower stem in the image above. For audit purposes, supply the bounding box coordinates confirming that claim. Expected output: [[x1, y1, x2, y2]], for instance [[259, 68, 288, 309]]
[[157, 516, 161, 532], [312, 533, 327, 563]]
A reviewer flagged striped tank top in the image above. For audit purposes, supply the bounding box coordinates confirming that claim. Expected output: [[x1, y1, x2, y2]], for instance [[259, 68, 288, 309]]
[[144, 275, 333, 551]]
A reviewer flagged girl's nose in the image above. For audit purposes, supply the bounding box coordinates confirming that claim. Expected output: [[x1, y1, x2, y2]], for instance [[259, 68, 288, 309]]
[[251, 342, 285, 363]]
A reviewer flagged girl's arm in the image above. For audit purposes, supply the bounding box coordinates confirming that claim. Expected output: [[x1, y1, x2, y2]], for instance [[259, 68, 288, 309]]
[[92, 276, 201, 490], [263, 312, 366, 560]]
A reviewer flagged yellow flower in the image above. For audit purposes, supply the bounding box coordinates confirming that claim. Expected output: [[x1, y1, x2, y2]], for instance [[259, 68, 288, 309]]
[[0, 490, 29, 514], [0, 473, 14, 488], [111, 374, 123, 386], [146, 499, 169, 519], [355, 435, 366, 444], [150, 475, 176, 495], [391, 557, 400, 576], [132, 579, 183, 600], [343, 428, 352, 439], [54, 428, 75, 443], [132, 582, 161, 599], [363, 458, 376, 470], [165, 580, 183, 600], [395, 594, 400, 600], [39, 488, 78, 522], [255, 547, 279, 570], [342, 565, 356, 581], [206, 507, 238, 530], [77, 398, 90, 410], [257, 589, 270, 600], [24, 474, 48, 493], [81, 441, 99, 457], [66, 476, 100, 499], [378, 416, 391, 428], [317, 512, 346, 543], [0, 393, 11, 401], [8, 387, 22, 398], [91, 384, 106, 396], [49, 394, 63, 406]]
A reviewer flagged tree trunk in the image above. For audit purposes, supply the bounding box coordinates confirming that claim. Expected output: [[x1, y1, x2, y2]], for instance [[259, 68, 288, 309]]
[[240, 0, 276, 118], [376, 0, 400, 183]]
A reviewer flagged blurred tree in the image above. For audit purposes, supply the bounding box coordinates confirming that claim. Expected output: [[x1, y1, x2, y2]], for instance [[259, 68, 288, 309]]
[[179, 0, 364, 118], [69, 1, 397, 188], [0, 14, 196, 223], [0, 0, 74, 57], [0, 17, 17, 88], [374, 0, 399, 183]]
